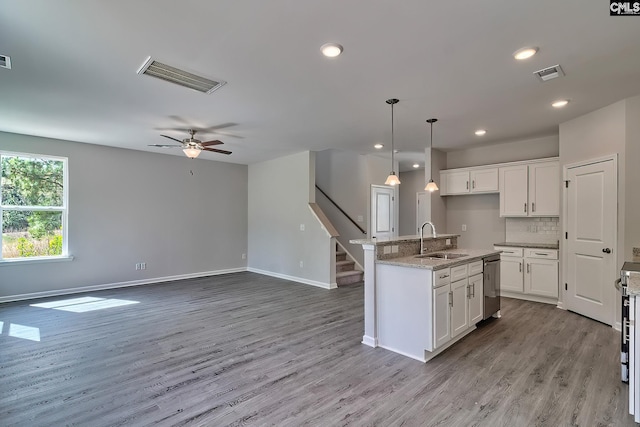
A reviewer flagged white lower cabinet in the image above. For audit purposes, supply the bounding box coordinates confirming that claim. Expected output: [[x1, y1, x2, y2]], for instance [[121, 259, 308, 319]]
[[433, 281, 451, 349], [494, 246, 559, 302], [468, 273, 484, 325], [450, 278, 469, 338]]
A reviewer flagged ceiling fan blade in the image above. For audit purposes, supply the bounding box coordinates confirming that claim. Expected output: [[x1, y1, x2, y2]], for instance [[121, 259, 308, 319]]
[[200, 139, 223, 146], [202, 147, 232, 155], [148, 144, 181, 148], [161, 134, 184, 144]]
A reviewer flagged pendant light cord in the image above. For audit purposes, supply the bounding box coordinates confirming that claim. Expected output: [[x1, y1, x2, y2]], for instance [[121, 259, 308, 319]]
[[391, 102, 395, 170]]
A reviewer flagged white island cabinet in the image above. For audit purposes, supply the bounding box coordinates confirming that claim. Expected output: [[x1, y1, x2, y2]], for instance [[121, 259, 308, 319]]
[[375, 259, 486, 362]]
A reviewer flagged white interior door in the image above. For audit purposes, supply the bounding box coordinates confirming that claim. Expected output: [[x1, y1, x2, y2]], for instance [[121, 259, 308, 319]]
[[416, 192, 429, 233], [565, 158, 617, 325], [371, 185, 395, 240]]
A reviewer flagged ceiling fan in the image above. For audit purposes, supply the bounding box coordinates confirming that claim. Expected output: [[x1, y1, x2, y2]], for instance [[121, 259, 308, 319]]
[[148, 129, 232, 158]]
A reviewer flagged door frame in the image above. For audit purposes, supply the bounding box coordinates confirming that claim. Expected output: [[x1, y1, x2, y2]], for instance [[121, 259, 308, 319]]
[[561, 154, 618, 327], [370, 184, 398, 239]]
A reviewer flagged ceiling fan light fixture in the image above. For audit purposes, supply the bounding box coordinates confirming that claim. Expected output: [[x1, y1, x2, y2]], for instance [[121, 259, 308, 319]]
[[183, 147, 202, 159], [385, 98, 401, 186]]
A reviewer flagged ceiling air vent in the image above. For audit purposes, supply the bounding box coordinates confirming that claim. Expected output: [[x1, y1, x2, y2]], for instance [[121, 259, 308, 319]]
[[0, 55, 12, 69], [533, 64, 564, 82], [136, 57, 226, 94]]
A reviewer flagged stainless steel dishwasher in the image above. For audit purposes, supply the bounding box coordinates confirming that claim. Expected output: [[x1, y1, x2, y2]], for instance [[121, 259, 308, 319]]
[[483, 254, 501, 319]]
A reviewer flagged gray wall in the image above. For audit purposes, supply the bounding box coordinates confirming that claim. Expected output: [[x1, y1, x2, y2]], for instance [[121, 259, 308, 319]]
[[625, 96, 640, 259], [248, 151, 332, 287], [0, 132, 248, 300], [399, 169, 425, 236], [441, 135, 559, 249], [315, 149, 390, 267]]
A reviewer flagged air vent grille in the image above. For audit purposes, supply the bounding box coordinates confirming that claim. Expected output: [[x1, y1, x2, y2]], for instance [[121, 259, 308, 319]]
[[533, 64, 564, 82], [0, 55, 12, 69], [137, 57, 226, 94]]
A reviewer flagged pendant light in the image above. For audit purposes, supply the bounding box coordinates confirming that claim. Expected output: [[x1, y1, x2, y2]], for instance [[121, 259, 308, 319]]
[[424, 118, 439, 192], [384, 98, 401, 186]]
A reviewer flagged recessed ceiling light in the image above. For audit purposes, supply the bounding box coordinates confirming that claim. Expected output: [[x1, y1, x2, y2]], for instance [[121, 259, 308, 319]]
[[475, 129, 487, 136], [413, 163, 420, 168], [552, 99, 569, 108], [321, 43, 343, 58], [513, 47, 538, 60], [374, 143, 384, 149]]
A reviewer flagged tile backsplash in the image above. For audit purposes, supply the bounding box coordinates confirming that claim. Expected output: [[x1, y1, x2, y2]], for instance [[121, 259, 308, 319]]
[[505, 217, 560, 245]]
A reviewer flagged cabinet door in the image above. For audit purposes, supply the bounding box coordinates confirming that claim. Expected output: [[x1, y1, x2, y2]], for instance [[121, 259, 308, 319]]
[[471, 168, 498, 193], [433, 284, 451, 349], [468, 273, 484, 325], [525, 258, 559, 298], [446, 171, 471, 195], [450, 278, 469, 338], [499, 165, 528, 217], [529, 161, 559, 216], [500, 257, 524, 292]]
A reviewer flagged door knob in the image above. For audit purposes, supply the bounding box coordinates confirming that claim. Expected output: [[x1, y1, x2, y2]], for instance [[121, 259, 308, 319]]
[[602, 248, 612, 254]]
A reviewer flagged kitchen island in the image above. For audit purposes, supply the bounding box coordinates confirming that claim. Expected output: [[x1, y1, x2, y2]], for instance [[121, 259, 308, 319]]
[[351, 234, 500, 362]]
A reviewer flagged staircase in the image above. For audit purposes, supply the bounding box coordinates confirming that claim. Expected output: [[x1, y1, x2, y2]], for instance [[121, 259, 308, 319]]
[[335, 246, 363, 287]]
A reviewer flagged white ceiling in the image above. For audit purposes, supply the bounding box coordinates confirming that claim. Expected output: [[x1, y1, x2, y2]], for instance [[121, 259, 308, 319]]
[[1, 1, 640, 171]]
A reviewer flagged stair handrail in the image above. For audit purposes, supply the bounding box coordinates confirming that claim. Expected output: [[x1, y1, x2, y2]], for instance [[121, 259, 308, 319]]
[[315, 185, 366, 234]]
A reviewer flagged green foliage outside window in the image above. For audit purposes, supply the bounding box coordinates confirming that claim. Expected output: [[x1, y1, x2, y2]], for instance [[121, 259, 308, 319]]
[[1, 155, 65, 258]]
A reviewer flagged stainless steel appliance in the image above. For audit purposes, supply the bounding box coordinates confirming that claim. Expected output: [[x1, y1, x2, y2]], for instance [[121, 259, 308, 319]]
[[619, 262, 640, 383], [483, 254, 501, 319]]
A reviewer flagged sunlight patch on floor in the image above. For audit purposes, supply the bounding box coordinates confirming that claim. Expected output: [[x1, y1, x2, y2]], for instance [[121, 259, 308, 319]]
[[31, 297, 139, 312]]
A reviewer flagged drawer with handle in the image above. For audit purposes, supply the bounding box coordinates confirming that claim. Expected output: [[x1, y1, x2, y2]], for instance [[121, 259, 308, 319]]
[[524, 248, 558, 260], [494, 246, 523, 257], [434, 268, 451, 287]]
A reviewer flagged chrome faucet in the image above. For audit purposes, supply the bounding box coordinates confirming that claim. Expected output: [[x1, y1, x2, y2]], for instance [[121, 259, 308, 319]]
[[419, 221, 437, 254]]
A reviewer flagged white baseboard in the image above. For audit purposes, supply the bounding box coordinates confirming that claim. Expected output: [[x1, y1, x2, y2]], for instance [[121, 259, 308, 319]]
[[247, 267, 336, 290], [0, 267, 247, 303], [500, 290, 558, 305], [362, 335, 377, 348]]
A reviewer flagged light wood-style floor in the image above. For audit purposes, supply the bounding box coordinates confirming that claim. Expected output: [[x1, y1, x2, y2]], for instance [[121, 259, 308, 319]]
[[0, 272, 634, 426]]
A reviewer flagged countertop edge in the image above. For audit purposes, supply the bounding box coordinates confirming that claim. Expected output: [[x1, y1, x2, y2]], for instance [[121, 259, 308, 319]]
[[493, 242, 559, 250], [376, 249, 501, 271]]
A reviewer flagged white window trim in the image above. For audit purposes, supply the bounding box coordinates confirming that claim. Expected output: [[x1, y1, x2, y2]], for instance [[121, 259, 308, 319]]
[[0, 150, 70, 262]]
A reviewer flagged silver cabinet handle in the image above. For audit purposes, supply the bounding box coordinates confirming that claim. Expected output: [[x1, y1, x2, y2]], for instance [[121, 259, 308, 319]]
[[535, 252, 547, 256], [524, 203, 527, 213], [440, 274, 449, 279], [472, 283, 475, 298], [532, 202, 535, 212], [472, 180, 475, 189], [527, 263, 530, 273], [519, 262, 522, 272], [449, 291, 453, 307], [467, 284, 471, 299], [466, 181, 469, 190]]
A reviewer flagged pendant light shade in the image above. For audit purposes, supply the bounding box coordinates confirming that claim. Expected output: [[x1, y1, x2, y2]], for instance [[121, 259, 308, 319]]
[[425, 118, 439, 192], [385, 98, 401, 186]]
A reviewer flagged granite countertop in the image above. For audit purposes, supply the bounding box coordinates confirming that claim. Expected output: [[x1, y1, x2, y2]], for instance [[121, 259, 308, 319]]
[[494, 242, 559, 250], [350, 234, 460, 246], [623, 255, 640, 296], [376, 249, 501, 271]]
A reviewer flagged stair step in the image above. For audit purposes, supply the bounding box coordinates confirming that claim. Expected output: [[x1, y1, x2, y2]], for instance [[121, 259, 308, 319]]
[[336, 260, 355, 272], [336, 251, 347, 262], [336, 270, 364, 286]]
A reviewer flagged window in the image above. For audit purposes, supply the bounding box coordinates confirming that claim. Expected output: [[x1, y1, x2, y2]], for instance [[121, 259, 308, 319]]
[[0, 151, 68, 260]]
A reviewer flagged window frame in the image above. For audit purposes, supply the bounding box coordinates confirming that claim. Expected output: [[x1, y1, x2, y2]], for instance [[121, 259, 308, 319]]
[[0, 150, 69, 263]]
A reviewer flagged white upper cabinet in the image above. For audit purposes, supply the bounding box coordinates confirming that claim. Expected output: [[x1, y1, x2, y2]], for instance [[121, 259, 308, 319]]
[[499, 160, 559, 217], [528, 161, 560, 216], [499, 165, 528, 216], [440, 167, 498, 195]]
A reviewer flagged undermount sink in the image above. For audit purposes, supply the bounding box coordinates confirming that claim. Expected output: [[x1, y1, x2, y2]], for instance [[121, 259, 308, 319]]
[[414, 252, 469, 260]]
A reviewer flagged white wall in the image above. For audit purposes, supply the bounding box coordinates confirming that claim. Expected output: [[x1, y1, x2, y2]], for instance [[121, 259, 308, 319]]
[[315, 149, 390, 266], [625, 95, 640, 260], [248, 151, 333, 287], [431, 149, 447, 235], [0, 132, 248, 300]]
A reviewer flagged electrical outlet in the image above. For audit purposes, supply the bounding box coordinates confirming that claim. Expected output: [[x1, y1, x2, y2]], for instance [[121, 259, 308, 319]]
[[383, 246, 391, 254], [391, 245, 399, 253], [462, 224, 467, 232], [242, 253, 246, 260], [299, 261, 304, 268], [299, 224, 305, 231], [446, 238, 451, 245]]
